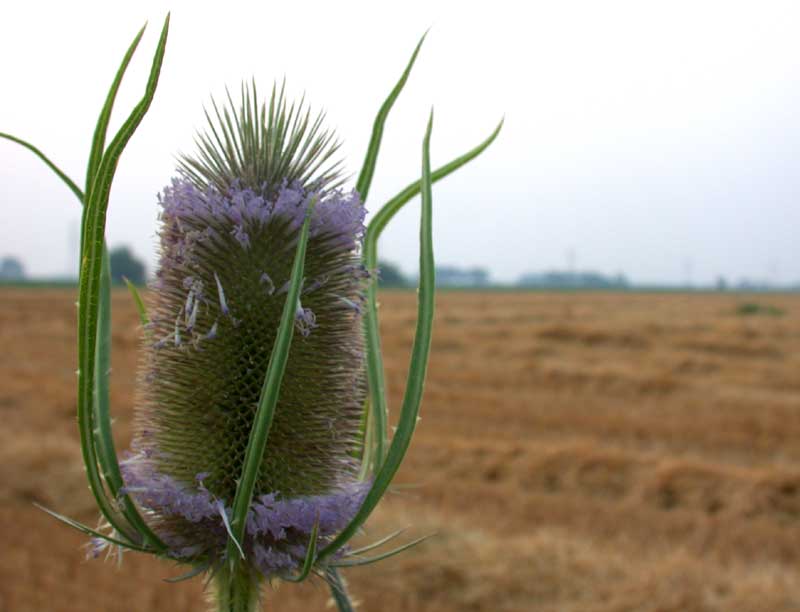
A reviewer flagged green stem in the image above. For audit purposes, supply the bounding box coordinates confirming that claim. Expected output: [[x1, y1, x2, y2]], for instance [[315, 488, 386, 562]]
[[327, 568, 355, 612], [214, 564, 262, 612]]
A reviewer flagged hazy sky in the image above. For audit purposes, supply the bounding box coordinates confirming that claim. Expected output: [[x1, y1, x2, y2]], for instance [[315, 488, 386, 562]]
[[1, 0, 799, 285]]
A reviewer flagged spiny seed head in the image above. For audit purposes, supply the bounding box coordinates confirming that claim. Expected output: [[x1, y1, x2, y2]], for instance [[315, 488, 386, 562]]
[[177, 81, 345, 197], [120, 84, 372, 578]]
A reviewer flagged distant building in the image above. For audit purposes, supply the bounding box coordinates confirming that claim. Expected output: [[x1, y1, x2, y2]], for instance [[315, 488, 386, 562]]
[[0, 256, 25, 281], [436, 266, 490, 287], [735, 278, 771, 291], [517, 270, 629, 289]]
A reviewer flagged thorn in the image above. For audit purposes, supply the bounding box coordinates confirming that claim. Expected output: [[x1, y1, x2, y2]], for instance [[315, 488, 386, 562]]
[[213, 272, 230, 316], [203, 321, 219, 341], [260, 272, 275, 295], [186, 298, 199, 330]]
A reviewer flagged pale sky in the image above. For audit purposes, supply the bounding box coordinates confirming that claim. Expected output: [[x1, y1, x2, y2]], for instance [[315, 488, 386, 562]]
[[1, 0, 799, 285]]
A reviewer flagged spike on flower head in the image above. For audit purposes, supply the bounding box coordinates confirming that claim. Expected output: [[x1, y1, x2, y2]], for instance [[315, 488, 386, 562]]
[[177, 81, 345, 197], [120, 84, 371, 579]]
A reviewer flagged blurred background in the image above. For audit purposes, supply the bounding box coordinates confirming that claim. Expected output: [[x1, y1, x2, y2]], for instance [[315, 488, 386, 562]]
[[1, 1, 799, 610]]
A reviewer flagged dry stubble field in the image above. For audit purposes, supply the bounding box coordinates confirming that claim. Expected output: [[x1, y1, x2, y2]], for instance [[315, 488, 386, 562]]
[[1, 288, 799, 612]]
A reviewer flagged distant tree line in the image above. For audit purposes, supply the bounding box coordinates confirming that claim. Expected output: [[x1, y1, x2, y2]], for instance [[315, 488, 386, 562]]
[[0, 256, 25, 281], [109, 246, 146, 285], [5, 250, 798, 292], [1, 247, 147, 285], [377, 260, 409, 287]]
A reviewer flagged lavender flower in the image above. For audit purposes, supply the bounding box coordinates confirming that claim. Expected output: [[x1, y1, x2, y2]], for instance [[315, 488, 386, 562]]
[[121, 117, 371, 577], [1, 15, 501, 612]]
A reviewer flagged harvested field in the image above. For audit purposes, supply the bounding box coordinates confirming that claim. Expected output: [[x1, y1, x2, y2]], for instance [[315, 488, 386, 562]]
[[1, 288, 799, 611]]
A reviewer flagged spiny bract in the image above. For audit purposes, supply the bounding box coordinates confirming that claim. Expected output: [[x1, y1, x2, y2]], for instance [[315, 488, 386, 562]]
[[117, 84, 371, 579]]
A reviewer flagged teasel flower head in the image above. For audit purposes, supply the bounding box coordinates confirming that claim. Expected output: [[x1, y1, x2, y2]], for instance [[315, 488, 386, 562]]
[[2, 14, 501, 611], [119, 83, 373, 578]]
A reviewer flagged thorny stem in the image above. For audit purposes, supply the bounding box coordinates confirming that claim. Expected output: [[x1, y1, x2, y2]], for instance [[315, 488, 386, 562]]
[[326, 568, 355, 611], [214, 564, 262, 612]]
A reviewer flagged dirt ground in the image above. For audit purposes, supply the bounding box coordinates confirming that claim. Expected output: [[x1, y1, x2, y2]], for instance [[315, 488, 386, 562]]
[[1, 288, 799, 612]]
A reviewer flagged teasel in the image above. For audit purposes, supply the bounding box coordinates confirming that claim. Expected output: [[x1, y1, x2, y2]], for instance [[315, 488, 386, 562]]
[[1, 14, 501, 611]]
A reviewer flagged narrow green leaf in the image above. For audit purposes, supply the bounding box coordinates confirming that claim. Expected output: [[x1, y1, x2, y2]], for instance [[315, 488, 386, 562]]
[[320, 111, 436, 562], [332, 533, 433, 567], [355, 32, 427, 203], [281, 517, 320, 583], [84, 17, 171, 553], [93, 247, 162, 553], [356, 396, 374, 481], [360, 119, 503, 472], [0, 133, 84, 202], [3, 24, 165, 549], [91, 246, 115, 492], [344, 527, 407, 557], [123, 276, 150, 326], [33, 503, 151, 553], [85, 23, 146, 197], [367, 118, 503, 243], [76, 14, 170, 549], [163, 563, 211, 583], [225, 196, 317, 564]]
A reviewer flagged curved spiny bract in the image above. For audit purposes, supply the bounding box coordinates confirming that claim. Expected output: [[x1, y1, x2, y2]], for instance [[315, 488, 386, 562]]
[[121, 177, 371, 579]]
